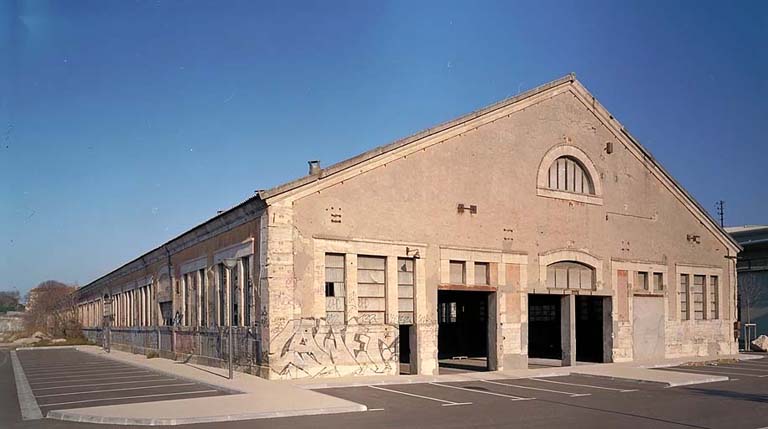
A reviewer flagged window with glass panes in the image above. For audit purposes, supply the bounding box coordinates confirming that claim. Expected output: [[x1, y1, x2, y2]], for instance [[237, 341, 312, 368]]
[[636, 271, 649, 291], [218, 264, 226, 325], [398, 258, 414, 325], [653, 272, 664, 292], [199, 269, 207, 326], [680, 274, 690, 320], [231, 260, 241, 326], [357, 256, 386, 324], [692, 275, 705, 320], [183, 273, 191, 325], [709, 276, 719, 320], [243, 256, 253, 326], [324, 254, 345, 323]]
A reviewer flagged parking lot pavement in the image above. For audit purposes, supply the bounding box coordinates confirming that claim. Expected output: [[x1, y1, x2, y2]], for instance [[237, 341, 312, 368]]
[[654, 356, 768, 379], [15, 348, 231, 418]]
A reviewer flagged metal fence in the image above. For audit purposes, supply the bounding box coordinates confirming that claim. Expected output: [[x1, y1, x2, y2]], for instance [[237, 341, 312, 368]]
[[82, 326, 262, 374]]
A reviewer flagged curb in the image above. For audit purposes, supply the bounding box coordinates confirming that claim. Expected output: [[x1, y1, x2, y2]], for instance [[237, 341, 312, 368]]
[[10, 350, 43, 420], [46, 403, 367, 426]]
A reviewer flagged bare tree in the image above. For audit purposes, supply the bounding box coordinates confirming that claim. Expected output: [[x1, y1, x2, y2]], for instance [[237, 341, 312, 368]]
[[24, 281, 83, 339], [739, 272, 765, 325]]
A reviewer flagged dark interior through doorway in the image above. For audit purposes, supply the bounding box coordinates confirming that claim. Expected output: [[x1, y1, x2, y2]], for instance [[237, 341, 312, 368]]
[[528, 294, 562, 360], [575, 295, 604, 363], [437, 290, 489, 372]]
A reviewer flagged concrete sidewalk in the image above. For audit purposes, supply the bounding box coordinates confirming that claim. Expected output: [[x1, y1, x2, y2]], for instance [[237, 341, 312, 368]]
[[289, 353, 761, 390], [48, 346, 366, 426]]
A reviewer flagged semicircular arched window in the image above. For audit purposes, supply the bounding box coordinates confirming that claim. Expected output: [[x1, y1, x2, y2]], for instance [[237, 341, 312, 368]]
[[546, 261, 595, 290], [547, 156, 595, 195]]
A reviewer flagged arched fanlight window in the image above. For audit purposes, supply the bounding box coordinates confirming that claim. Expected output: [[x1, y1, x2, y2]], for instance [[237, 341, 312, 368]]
[[547, 156, 595, 195], [546, 261, 595, 290]]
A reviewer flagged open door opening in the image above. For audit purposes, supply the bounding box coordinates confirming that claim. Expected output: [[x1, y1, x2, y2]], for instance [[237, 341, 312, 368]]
[[398, 324, 412, 374], [575, 296, 604, 363], [528, 294, 562, 365], [437, 290, 489, 373]]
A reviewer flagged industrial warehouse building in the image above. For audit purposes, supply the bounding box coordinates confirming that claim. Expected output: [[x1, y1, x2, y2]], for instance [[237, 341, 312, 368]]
[[76, 75, 740, 380]]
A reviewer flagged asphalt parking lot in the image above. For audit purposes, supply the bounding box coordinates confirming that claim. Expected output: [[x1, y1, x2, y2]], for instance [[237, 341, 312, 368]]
[[15, 348, 231, 418]]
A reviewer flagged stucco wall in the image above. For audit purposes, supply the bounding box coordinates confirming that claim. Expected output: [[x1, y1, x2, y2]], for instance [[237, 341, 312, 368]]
[[284, 89, 736, 374]]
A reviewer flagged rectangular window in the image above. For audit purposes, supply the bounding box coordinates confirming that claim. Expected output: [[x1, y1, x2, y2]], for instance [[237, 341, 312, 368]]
[[398, 258, 414, 325], [680, 274, 689, 320], [231, 260, 241, 326], [636, 271, 649, 291], [199, 269, 207, 327], [653, 272, 664, 292], [358, 256, 386, 324], [325, 254, 346, 323], [183, 273, 190, 325], [692, 275, 705, 320], [450, 261, 465, 284], [219, 264, 226, 325], [474, 262, 489, 285], [243, 256, 252, 326], [709, 276, 719, 320]]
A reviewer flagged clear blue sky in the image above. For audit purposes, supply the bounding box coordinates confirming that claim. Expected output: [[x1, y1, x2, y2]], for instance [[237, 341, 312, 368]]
[[1, 0, 766, 296]]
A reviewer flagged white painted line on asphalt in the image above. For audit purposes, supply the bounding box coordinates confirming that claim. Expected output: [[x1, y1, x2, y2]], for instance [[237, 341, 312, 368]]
[[668, 367, 767, 378], [33, 378, 178, 391], [481, 379, 590, 397], [367, 408, 385, 412], [36, 383, 197, 398], [40, 390, 220, 408], [369, 385, 471, 407], [27, 370, 150, 382], [25, 366, 134, 376], [430, 382, 534, 401], [530, 377, 638, 393], [22, 363, 118, 371], [30, 374, 163, 386], [28, 367, 141, 378], [25, 364, 131, 372]]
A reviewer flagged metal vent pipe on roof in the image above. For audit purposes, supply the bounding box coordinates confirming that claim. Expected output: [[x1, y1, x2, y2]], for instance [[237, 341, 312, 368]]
[[308, 160, 321, 175]]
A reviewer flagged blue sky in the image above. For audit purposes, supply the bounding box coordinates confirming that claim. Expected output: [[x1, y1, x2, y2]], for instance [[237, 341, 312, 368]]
[[1, 0, 766, 296]]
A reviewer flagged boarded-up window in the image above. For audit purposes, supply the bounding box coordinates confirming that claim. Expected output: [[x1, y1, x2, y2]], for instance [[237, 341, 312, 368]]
[[692, 275, 705, 320], [450, 261, 465, 284], [546, 262, 594, 290], [653, 272, 664, 292], [636, 271, 649, 291], [358, 256, 386, 324], [398, 258, 414, 325], [474, 262, 489, 285], [325, 254, 345, 324], [547, 156, 594, 194], [680, 274, 689, 320], [709, 276, 719, 320]]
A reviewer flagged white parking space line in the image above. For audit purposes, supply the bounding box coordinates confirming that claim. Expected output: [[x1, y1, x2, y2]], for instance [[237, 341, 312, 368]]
[[27, 370, 150, 382], [25, 366, 134, 376], [481, 379, 590, 397], [530, 377, 638, 393], [667, 367, 768, 378], [36, 383, 197, 398], [40, 390, 220, 408], [33, 378, 178, 391], [369, 385, 472, 407], [30, 374, 164, 386], [22, 363, 116, 371], [24, 367, 140, 378], [430, 382, 534, 401]]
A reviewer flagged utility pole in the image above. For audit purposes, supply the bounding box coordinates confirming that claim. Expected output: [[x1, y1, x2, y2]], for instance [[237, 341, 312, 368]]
[[716, 200, 725, 227]]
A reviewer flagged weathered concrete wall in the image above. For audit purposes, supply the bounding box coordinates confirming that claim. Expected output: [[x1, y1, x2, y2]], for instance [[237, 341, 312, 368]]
[[285, 87, 736, 374], [0, 314, 24, 333]]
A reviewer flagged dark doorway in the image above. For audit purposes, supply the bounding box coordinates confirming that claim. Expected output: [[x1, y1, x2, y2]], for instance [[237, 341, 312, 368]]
[[437, 290, 489, 365], [399, 325, 411, 364], [576, 296, 604, 363], [528, 294, 562, 360]]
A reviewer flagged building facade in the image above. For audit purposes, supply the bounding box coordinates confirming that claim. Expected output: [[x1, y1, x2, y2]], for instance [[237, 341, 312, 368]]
[[76, 75, 740, 379], [726, 225, 768, 342]]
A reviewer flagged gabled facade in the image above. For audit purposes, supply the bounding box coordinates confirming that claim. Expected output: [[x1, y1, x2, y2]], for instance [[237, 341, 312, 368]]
[[76, 75, 740, 379]]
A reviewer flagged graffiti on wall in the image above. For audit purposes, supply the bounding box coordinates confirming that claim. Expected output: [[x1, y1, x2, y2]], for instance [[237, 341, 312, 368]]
[[270, 317, 397, 379]]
